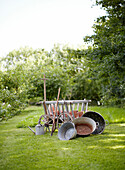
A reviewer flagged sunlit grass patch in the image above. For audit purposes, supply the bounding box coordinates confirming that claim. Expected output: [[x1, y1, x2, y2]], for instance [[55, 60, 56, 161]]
[[111, 145, 125, 149], [88, 106, 125, 123]]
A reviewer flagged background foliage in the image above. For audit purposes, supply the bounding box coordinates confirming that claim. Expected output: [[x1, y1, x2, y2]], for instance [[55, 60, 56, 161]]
[[0, 0, 124, 120], [84, 0, 125, 106]]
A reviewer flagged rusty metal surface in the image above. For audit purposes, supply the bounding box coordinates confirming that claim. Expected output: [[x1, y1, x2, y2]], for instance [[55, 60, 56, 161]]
[[82, 111, 106, 134]]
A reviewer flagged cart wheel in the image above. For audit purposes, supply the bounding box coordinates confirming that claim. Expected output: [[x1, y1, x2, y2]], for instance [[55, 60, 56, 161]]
[[38, 115, 53, 125], [59, 112, 73, 123], [56, 113, 72, 130]]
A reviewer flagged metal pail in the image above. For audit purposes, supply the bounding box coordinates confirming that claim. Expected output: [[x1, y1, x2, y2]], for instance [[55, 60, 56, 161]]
[[82, 111, 107, 134], [58, 122, 77, 140], [72, 117, 96, 136]]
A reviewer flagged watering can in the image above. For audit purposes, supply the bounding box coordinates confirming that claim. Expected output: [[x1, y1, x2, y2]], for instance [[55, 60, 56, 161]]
[[28, 124, 45, 135]]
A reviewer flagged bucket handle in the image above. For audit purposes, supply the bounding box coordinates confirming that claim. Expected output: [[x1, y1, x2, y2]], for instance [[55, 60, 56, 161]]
[[96, 122, 99, 129], [96, 122, 99, 127]]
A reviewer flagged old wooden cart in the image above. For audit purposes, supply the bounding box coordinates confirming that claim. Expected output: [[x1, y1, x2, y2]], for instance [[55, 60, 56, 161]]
[[38, 99, 91, 131]]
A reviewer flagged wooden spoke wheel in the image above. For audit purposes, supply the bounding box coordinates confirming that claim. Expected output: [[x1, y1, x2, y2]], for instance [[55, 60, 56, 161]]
[[38, 115, 53, 125]]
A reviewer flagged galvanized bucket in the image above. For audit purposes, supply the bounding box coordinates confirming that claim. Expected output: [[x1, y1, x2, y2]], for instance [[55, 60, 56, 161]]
[[72, 117, 96, 136], [58, 122, 77, 140], [82, 111, 108, 134]]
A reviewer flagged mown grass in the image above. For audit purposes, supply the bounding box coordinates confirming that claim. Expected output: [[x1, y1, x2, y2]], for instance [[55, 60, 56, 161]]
[[88, 106, 125, 123], [0, 106, 125, 170], [16, 106, 43, 128], [16, 105, 125, 128]]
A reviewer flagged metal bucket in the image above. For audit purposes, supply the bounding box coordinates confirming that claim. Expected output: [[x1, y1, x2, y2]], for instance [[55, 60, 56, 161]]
[[82, 111, 108, 134], [72, 117, 96, 136], [58, 122, 77, 140]]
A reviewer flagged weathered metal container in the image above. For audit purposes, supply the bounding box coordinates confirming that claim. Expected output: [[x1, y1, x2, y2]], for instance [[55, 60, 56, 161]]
[[82, 111, 108, 134], [28, 124, 45, 135], [58, 122, 77, 140], [35, 124, 45, 135], [72, 117, 96, 136]]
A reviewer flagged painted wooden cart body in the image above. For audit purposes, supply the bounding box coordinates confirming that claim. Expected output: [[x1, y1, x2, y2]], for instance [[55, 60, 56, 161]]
[[38, 100, 91, 129]]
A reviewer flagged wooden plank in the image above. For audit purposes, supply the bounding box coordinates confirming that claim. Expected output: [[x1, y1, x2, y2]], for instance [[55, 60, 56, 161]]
[[81, 102, 85, 111], [70, 103, 75, 119], [41, 100, 91, 105], [46, 104, 50, 116], [51, 88, 61, 136], [85, 102, 88, 112], [58, 104, 61, 114], [50, 104, 54, 116], [65, 102, 70, 121], [73, 104, 75, 110], [43, 101, 48, 115], [41, 74, 49, 101], [77, 103, 79, 111]]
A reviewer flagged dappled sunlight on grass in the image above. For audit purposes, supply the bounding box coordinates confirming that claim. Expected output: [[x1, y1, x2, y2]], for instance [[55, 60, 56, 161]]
[[110, 145, 125, 149], [61, 147, 70, 150], [99, 138, 124, 142], [88, 146, 98, 149], [118, 123, 125, 127], [109, 134, 125, 137], [98, 138, 125, 148]]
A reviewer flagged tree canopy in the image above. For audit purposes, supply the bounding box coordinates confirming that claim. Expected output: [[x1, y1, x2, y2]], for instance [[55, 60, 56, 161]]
[[84, 0, 125, 105], [0, 0, 124, 120]]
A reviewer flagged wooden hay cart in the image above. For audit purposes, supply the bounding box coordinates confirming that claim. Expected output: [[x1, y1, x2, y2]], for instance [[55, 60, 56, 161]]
[[38, 99, 91, 131]]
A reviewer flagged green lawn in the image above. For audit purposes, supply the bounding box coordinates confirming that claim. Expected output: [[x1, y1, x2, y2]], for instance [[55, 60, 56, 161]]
[[88, 106, 125, 123], [0, 106, 125, 170]]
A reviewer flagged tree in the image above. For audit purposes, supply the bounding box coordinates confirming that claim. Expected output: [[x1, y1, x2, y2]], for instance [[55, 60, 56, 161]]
[[84, 0, 125, 106], [0, 44, 103, 120]]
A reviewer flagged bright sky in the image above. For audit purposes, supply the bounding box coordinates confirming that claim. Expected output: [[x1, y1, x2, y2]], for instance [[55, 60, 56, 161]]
[[0, 0, 105, 57]]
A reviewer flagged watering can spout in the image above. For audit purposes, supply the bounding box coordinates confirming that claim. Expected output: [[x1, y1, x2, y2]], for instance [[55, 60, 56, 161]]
[[28, 126, 36, 135]]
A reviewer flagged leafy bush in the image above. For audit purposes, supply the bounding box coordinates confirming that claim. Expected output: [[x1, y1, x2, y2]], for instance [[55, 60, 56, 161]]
[[0, 87, 27, 121]]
